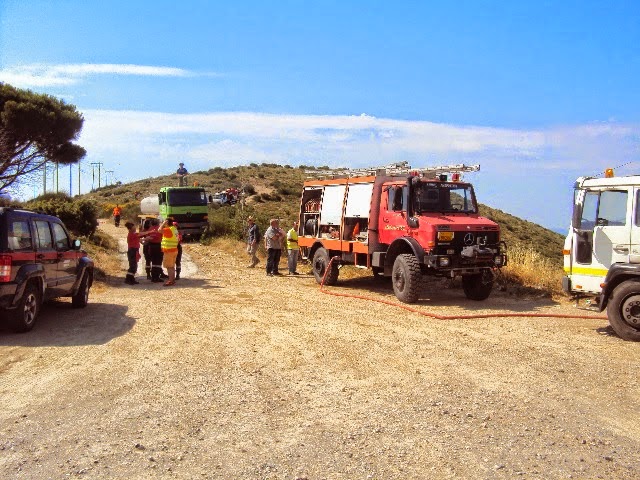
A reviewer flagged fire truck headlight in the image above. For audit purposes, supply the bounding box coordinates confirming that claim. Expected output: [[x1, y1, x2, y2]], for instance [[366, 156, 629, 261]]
[[494, 255, 504, 266], [437, 231, 454, 242], [438, 256, 451, 267]]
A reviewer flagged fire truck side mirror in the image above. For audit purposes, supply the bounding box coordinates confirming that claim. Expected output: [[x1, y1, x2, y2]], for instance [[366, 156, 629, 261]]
[[408, 217, 419, 228]]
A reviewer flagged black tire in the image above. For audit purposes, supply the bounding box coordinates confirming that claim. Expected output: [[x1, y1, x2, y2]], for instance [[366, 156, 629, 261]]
[[8, 282, 41, 333], [312, 247, 339, 285], [606, 281, 640, 341], [392, 254, 422, 303], [72, 273, 90, 308], [462, 270, 494, 301]]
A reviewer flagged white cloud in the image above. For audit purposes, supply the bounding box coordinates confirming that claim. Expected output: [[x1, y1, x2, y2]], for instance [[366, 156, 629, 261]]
[[0, 63, 198, 87], [78, 109, 640, 175]]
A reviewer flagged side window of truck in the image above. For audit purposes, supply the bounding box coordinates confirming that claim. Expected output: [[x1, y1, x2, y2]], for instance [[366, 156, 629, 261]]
[[389, 186, 403, 211], [598, 190, 627, 226], [579, 192, 599, 229]]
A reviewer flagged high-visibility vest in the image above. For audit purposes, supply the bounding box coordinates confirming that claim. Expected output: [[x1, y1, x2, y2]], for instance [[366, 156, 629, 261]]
[[161, 226, 179, 251], [286, 228, 299, 250]]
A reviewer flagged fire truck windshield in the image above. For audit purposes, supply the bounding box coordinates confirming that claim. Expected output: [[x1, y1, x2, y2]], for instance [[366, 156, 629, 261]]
[[413, 182, 477, 214], [167, 190, 208, 206]]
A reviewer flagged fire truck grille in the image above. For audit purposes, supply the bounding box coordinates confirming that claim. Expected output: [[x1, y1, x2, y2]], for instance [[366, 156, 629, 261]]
[[435, 231, 499, 253]]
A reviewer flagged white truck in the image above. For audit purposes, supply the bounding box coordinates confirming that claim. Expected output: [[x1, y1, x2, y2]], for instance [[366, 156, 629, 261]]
[[563, 168, 640, 340]]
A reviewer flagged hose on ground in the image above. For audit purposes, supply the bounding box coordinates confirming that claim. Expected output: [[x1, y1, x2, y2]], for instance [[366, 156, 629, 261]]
[[319, 256, 607, 321]]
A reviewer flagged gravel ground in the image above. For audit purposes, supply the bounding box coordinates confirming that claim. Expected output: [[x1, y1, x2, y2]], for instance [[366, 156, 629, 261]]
[[0, 222, 638, 479]]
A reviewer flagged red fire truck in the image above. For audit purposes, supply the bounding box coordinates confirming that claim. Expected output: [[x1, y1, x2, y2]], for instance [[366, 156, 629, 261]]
[[297, 163, 507, 303]]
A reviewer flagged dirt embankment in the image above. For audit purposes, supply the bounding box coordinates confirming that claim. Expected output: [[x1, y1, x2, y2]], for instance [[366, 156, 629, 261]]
[[0, 222, 638, 479]]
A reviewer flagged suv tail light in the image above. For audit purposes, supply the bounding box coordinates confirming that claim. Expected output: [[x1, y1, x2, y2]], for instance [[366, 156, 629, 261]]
[[0, 255, 11, 282]]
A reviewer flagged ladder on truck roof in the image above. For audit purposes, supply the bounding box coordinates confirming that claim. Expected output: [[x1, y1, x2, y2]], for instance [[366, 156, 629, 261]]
[[305, 162, 480, 179]]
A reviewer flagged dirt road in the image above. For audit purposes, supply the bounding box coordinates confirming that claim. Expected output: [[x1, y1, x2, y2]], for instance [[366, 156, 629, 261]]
[[1, 223, 639, 479]]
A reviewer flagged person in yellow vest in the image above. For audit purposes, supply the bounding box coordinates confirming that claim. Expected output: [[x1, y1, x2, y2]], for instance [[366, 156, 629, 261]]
[[286, 220, 300, 275], [159, 218, 180, 286]]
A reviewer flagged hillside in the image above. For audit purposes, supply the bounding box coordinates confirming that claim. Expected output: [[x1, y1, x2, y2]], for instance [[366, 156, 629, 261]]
[[83, 163, 564, 266]]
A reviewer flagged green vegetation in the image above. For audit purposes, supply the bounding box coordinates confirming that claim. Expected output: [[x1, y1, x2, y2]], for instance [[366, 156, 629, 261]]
[[0, 83, 86, 194], [24, 192, 99, 236]]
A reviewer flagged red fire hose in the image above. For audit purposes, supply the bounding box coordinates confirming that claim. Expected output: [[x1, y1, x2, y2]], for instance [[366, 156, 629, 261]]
[[319, 256, 607, 321]]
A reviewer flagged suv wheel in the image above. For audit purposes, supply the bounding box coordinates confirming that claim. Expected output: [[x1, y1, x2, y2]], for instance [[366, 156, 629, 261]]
[[9, 283, 41, 333], [72, 273, 90, 308]]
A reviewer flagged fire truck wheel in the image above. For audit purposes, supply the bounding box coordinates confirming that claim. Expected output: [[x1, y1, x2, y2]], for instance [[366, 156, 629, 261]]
[[312, 247, 339, 286], [606, 281, 640, 341], [392, 254, 421, 303], [462, 271, 494, 301]]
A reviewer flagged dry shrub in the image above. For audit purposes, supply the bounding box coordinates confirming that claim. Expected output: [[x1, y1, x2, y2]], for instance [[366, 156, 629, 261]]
[[501, 243, 563, 293]]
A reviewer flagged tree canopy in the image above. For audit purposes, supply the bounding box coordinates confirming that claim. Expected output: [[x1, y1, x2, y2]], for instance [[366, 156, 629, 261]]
[[0, 83, 86, 193]]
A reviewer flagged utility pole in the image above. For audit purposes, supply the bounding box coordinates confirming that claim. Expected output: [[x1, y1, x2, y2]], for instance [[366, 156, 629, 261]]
[[90, 162, 104, 190], [55, 161, 59, 193], [105, 170, 114, 185], [43, 161, 47, 194], [69, 164, 73, 196], [78, 161, 81, 196]]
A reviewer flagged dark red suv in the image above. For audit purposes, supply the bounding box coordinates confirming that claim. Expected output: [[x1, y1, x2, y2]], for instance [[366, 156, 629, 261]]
[[0, 207, 94, 332]]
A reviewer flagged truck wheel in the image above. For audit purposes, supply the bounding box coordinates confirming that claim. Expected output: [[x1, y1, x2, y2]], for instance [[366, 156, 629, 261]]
[[72, 273, 91, 308], [9, 282, 41, 333], [392, 254, 422, 303], [462, 270, 494, 301], [606, 281, 640, 341], [312, 248, 339, 286]]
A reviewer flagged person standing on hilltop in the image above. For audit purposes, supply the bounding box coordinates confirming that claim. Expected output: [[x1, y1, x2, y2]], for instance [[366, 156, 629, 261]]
[[176, 162, 189, 186], [246, 216, 261, 268], [264, 218, 285, 276]]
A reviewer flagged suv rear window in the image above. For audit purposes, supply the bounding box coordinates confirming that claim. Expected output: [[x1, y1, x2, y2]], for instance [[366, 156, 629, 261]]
[[9, 220, 33, 251]]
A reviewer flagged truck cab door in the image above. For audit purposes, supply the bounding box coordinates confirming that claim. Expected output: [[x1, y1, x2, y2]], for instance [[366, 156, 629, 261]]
[[570, 188, 631, 294], [379, 185, 407, 244], [629, 187, 640, 263]]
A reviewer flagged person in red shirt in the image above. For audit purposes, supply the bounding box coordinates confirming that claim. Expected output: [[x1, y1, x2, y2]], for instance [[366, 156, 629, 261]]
[[124, 222, 140, 285]]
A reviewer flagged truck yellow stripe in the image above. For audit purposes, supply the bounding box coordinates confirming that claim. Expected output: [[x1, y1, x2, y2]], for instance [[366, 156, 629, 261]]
[[563, 266, 609, 277]]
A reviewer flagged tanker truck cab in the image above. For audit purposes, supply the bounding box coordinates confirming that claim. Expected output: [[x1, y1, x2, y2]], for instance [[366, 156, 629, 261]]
[[564, 169, 640, 341], [140, 187, 209, 240]]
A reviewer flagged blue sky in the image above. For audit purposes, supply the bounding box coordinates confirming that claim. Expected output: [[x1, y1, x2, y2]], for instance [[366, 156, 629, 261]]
[[1, 0, 639, 231]]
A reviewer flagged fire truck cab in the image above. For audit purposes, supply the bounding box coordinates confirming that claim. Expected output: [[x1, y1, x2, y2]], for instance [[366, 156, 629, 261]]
[[297, 163, 507, 303], [563, 169, 640, 340]]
